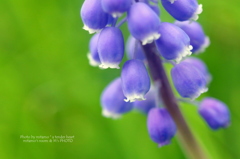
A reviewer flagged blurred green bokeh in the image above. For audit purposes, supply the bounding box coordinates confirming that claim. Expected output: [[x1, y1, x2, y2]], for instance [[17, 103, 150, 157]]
[[0, 0, 240, 158]]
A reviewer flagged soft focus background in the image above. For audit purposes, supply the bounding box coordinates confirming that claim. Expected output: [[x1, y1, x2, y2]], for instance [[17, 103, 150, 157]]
[[0, 0, 240, 158]]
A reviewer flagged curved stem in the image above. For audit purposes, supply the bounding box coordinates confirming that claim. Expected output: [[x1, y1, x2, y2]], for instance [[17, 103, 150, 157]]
[[141, 42, 208, 159]]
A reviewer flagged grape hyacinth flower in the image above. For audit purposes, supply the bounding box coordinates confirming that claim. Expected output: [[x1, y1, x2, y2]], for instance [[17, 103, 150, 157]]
[[155, 22, 192, 63], [80, 0, 108, 34], [126, 36, 145, 61], [171, 61, 208, 100], [183, 57, 212, 84], [101, 78, 133, 119], [127, 2, 161, 45], [161, 0, 202, 21], [80, 0, 230, 157], [87, 33, 101, 66], [147, 108, 177, 147], [175, 21, 210, 54], [121, 59, 150, 102], [198, 98, 230, 130], [98, 27, 124, 69], [101, 0, 132, 18], [134, 87, 157, 114]]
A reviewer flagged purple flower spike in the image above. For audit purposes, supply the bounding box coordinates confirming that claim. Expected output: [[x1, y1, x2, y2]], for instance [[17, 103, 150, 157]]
[[101, 0, 132, 18], [80, 0, 108, 34], [87, 33, 101, 66], [134, 87, 157, 114], [121, 59, 150, 102], [171, 61, 208, 100], [175, 21, 210, 54], [101, 78, 133, 119], [198, 98, 230, 130], [161, 0, 202, 21], [155, 22, 192, 63], [147, 108, 177, 147], [126, 36, 146, 61], [127, 2, 161, 45], [183, 57, 212, 83], [98, 27, 124, 69]]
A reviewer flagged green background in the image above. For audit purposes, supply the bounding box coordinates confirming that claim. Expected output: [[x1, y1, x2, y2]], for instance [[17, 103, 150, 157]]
[[0, 0, 239, 158]]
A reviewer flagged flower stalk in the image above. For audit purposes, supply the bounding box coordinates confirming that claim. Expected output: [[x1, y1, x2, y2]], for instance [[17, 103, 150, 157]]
[[141, 42, 208, 159]]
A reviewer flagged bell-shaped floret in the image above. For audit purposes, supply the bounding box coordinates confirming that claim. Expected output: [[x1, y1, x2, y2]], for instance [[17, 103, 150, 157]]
[[147, 108, 177, 147], [101, 78, 133, 119], [80, 0, 108, 34], [171, 61, 208, 100], [161, 0, 202, 21], [101, 0, 132, 18], [183, 57, 211, 83], [98, 27, 124, 69], [126, 36, 146, 61], [198, 98, 230, 130], [87, 33, 101, 66], [134, 87, 157, 114], [175, 21, 210, 54], [127, 2, 161, 45], [155, 22, 192, 63], [121, 59, 150, 102]]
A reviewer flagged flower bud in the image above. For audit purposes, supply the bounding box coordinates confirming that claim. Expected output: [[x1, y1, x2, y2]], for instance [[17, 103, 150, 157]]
[[98, 27, 124, 69], [126, 36, 145, 61], [183, 57, 211, 83], [101, 0, 132, 18], [101, 78, 133, 119], [175, 21, 210, 54], [87, 33, 101, 66], [80, 0, 108, 34], [121, 59, 150, 102], [161, 0, 202, 21], [134, 87, 157, 114], [147, 108, 177, 147], [127, 2, 161, 45], [155, 22, 192, 63], [198, 98, 230, 130], [171, 61, 208, 100]]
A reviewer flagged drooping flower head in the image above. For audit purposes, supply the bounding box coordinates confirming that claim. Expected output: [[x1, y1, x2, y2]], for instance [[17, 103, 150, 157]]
[[175, 21, 210, 54], [80, 0, 108, 34], [121, 59, 151, 102], [155, 22, 192, 63], [161, 0, 202, 21], [147, 108, 177, 147], [171, 61, 208, 100], [198, 97, 230, 130], [87, 33, 101, 66], [101, 78, 133, 119], [183, 57, 211, 83], [98, 27, 124, 69], [127, 2, 161, 45]]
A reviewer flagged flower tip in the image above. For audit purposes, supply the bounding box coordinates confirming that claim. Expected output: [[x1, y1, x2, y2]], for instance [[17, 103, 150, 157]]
[[87, 53, 100, 67], [99, 63, 120, 69], [190, 87, 208, 101], [175, 45, 193, 63], [83, 25, 100, 34], [190, 4, 203, 21], [158, 141, 171, 148], [102, 109, 121, 119], [141, 33, 161, 45]]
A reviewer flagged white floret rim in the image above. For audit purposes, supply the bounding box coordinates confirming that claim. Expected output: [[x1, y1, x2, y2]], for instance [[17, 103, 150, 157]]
[[190, 87, 208, 101], [102, 109, 121, 119], [83, 24, 101, 34], [190, 4, 203, 21], [112, 12, 122, 18], [168, 0, 177, 4], [87, 53, 100, 67], [141, 33, 161, 45], [195, 36, 210, 54], [175, 45, 193, 63], [99, 63, 120, 69], [124, 94, 146, 103]]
